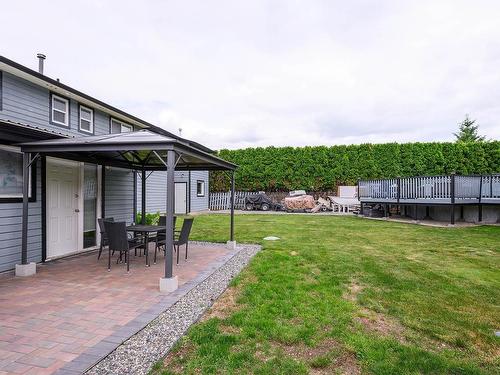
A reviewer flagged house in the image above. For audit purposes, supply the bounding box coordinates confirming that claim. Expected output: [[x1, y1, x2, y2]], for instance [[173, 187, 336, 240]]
[[0, 54, 212, 273]]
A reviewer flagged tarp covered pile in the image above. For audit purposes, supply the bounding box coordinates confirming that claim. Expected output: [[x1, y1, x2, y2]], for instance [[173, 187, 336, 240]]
[[283, 194, 316, 210]]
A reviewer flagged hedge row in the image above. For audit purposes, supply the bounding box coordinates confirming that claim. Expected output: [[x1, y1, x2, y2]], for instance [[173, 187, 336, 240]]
[[210, 141, 500, 191]]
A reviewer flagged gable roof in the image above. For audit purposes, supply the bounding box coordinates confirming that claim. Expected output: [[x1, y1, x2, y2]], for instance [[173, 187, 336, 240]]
[[0, 55, 213, 153]]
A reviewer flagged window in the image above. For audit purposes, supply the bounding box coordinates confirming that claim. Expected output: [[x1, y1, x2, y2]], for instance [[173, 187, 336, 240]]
[[196, 180, 205, 197], [79, 105, 94, 134], [110, 118, 133, 133], [0, 146, 34, 201], [50, 94, 70, 127]]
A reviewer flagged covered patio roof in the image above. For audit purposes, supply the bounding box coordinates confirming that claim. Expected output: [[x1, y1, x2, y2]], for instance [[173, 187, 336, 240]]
[[15, 130, 237, 291], [18, 129, 237, 171]]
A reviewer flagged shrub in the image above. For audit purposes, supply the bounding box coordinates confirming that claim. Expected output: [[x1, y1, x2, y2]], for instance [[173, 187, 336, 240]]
[[211, 141, 500, 191], [135, 211, 160, 225]]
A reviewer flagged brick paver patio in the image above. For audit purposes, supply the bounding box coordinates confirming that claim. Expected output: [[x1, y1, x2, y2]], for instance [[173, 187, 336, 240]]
[[0, 243, 229, 374]]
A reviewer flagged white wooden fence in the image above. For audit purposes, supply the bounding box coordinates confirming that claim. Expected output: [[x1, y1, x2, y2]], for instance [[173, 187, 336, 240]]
[[209, 191, 257, 210]]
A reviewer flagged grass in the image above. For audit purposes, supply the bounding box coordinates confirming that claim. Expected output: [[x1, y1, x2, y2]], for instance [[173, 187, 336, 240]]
[[152, 214, 500, 374]]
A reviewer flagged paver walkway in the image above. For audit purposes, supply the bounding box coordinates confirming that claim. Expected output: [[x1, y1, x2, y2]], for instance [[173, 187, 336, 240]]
[[0, 243, 228, 374]]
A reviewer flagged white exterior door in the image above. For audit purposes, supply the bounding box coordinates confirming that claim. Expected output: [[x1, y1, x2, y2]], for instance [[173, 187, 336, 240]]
[[175, 182, 187, 214], [47, 158, 80, 258]]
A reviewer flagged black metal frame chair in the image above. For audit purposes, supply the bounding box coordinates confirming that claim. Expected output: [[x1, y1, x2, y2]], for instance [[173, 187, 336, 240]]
[[154, 218, 193, 264], [104, 221, 143, 272], [97, 217, 114, 260], [153, 216, 175, 263]]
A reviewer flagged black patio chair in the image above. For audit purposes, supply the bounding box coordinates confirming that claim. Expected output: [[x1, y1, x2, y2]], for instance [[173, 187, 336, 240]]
[[152, 216, 176, 262], [154, 218, 194, 264], [175, 218, 194, 264], [104, 221, 143, 272], [97, 217, 114, 260]]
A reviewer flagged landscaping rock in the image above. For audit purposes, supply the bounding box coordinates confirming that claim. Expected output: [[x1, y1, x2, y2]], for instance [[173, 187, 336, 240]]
[[86, 243, 260, 375]]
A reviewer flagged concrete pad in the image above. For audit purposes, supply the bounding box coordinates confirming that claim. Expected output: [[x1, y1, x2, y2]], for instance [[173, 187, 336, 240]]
[[159, 276, 178, 293], [15, 262, 36, 277], [226, 240, 237, 250]]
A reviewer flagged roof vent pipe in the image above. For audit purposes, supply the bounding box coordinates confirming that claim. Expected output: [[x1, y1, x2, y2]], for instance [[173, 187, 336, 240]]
[[36, 53, 46, 74]]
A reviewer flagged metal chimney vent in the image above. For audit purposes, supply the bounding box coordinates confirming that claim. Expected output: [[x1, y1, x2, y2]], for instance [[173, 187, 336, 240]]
[[36, 53, 46, 74]]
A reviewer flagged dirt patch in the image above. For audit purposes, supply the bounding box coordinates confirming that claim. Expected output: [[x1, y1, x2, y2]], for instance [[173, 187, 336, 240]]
[[162, 340, 194, 374], [219, 324, 241, 335], [329, 351, 362, 375], [200, 286, 241, 322], [277, 338, 336, 360], [310, 266, 322, 275], [356, 308, 407, 344], [344, 280, 407, 345], [343, 280, 364, 302], [274, 339, 361, 375]]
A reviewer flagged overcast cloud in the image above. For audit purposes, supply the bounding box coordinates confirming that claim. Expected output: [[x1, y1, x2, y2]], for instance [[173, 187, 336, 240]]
[[2, 0, 500, 149]]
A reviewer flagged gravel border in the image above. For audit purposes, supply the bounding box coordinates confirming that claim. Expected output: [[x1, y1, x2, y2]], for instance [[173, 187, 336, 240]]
[[73, 243, 261, 375]]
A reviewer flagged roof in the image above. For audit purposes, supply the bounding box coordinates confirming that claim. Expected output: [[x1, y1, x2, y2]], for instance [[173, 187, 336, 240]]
[[0, 119, 69, 143], [17, 130, 237, 171], [0, 55, 212, 153]]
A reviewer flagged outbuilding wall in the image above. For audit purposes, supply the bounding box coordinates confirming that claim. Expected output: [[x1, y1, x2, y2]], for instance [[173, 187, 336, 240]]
[[136, 171, 209, 214]]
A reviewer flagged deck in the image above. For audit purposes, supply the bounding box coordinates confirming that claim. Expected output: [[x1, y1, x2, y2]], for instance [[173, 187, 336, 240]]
[[359, 174, 500, 205]]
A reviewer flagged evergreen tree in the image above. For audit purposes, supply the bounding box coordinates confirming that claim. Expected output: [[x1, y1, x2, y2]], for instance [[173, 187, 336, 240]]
[[454, 115, 485, 142]]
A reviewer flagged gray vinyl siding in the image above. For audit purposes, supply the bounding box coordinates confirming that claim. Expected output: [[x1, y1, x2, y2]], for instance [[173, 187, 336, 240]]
[[0, 71, 110, 136], [104, 168, 135, 224], [136, 171, 190, 214], [0, 162, 42, 273], [190, 171, 209, 212], [1, 72, 50, 128], [136, 171, 210, 214], [0, 69, 210, 273]]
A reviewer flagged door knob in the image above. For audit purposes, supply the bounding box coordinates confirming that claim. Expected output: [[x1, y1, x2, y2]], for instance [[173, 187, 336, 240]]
[[75, 209, 80, 213]]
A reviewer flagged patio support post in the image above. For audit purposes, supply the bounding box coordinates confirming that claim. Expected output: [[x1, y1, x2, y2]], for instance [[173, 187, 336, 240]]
[[160, 150, 178, 292], [478, 175, 483, 222], [16, 152, 36, 276], [227, 171, 236, 250], [141, 169, 146, 224], [450, 172, 456, 225], [396, 177, 401, 215], [359, 180, 364, 216], [21, 152, 29, 265]]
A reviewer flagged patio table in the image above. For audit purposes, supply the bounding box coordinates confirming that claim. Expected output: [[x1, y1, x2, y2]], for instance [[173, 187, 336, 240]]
[[126, 224, 166, 267]]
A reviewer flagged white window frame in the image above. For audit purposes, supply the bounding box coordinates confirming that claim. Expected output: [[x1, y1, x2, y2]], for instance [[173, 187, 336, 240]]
[[79, 105, 94, 134], [110, 118, 133, 133], [51, 94, 69, 127], [0, 145, 33, 199], [196, 180, 205, 197]]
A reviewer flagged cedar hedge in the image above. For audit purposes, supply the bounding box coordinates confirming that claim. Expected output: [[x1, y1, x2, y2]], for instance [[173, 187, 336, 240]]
[[211, 141, 500, 192]]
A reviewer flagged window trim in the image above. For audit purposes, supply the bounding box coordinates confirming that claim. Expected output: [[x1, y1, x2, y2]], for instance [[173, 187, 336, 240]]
[[109, 117, 133, 133], [50, 93, 70, 128], [0, 145, 36, 203], [78, 104, 94, 134], [196, 180, 205, 197]]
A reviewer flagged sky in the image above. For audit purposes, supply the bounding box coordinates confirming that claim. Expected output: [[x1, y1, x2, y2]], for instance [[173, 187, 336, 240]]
[[2, 0, 500, 149]]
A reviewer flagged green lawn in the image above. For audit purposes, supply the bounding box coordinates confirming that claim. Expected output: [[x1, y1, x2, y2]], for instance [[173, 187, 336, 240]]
[[153, 214, 500, 374]]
